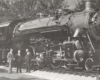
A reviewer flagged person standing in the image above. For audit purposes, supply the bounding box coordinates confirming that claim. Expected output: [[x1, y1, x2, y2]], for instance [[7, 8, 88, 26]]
[[25, 49, 31, 73], [15, 50, 22, 73], [7, 48, 14, 73]]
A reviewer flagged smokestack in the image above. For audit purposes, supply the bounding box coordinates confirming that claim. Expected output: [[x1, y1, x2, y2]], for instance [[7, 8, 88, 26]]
[[85, 0, 94, 11]]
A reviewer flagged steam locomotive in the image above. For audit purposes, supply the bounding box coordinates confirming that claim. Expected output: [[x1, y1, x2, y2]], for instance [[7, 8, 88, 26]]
[[0, 0, 100, 71]]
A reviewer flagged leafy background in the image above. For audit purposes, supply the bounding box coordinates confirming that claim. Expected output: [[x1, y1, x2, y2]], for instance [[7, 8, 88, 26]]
[[0, 0, 99, 23]]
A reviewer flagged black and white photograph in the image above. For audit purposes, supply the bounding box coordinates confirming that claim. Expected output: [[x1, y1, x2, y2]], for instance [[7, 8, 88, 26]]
[[0, 0, 100, 80]]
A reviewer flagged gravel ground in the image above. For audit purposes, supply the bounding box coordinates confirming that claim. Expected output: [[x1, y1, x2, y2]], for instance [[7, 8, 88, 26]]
[[0, 66, 99, 80], [0, 66, 48, 80]]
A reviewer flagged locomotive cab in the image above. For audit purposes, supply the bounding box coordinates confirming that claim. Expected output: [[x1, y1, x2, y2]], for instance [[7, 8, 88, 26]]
[[0, 22, 11, 65], [0, 22, 10, 42]]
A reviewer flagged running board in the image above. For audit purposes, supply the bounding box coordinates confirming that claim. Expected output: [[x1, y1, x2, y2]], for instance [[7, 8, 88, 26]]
[[52, 58, 74, 62], [93, 65, 100, 67], [31, 59, 37, 62], [67, 63, 78, 66]]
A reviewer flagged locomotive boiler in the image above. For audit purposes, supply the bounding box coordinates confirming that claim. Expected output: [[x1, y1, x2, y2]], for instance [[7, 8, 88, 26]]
[[10, 0, 100, 71]]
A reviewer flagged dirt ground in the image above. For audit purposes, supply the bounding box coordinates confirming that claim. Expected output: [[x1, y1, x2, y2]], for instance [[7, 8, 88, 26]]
[[0, 66, 98, 80]]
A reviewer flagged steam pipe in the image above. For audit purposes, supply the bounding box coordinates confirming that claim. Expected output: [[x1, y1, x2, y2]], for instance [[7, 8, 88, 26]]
[[73, 28, 80, 37], [87, 33, 95, 53]]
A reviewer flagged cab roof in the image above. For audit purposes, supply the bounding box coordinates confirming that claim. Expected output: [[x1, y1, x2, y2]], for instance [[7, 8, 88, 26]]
[[0, 21, 11, 28]]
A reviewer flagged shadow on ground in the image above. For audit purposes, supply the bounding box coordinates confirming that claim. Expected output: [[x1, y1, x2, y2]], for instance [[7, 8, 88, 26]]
[[0, 77, 48, 80], [0, 67, 48, 80], [0, 68, 8, 73], [0, 66, 98, 80]]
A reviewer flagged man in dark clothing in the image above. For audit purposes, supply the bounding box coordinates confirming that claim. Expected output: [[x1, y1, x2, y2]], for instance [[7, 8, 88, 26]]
[[25, 49, 31, 73], [15, 50, 22, 73]]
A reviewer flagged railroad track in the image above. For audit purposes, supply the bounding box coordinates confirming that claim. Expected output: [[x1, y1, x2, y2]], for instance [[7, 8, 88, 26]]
[[5, 63, 100, 77], [3, 65, 99, 80], [37, 66, 99, 77]]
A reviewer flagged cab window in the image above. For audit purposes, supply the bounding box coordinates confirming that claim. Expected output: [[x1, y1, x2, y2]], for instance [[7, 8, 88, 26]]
[[0, 28, 5, 35]]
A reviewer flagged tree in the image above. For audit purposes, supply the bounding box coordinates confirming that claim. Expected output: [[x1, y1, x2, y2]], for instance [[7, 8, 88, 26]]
[[0, 0, 64, 23], [62, 0, 85, 11]]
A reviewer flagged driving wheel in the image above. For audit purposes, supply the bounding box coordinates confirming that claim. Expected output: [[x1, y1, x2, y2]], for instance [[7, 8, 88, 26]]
[[85, 58, 94, 71], [50, 59, 62, 68], [36, 53, 47, 68], [64, 61, 72, 69]]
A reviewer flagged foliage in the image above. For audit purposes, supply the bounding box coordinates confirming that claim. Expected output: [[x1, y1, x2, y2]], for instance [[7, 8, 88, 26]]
[[0, 0, 63, 23], [62, 0, 85, 11], [0, 0, 100, 23]]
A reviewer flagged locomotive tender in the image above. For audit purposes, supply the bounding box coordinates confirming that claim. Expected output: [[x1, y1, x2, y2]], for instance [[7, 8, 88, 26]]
[[0, 0, 100, 71]]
